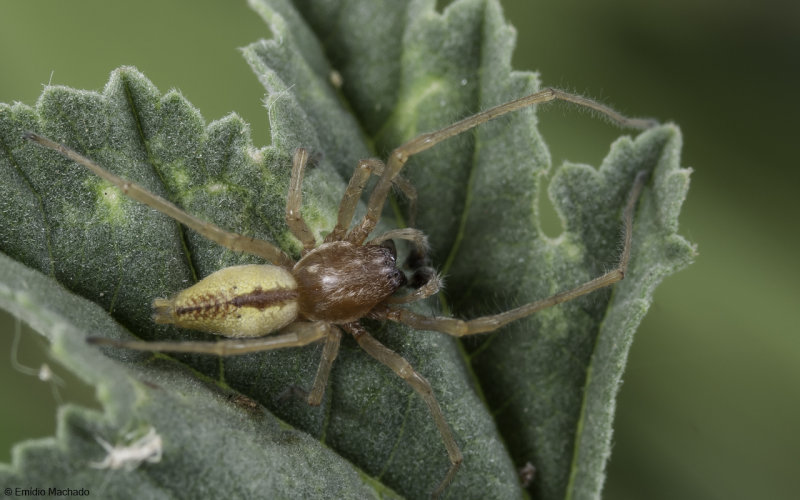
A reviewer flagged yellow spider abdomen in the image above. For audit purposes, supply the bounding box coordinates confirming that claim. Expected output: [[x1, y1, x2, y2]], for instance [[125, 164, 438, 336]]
[[153, 264, 299, 338]]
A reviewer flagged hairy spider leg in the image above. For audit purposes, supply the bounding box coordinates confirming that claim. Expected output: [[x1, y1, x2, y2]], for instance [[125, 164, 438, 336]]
[[327, 158, 379, 242], [327, 158, 418, 244], [287, 148, 317, 253], [377, 170, 649, 336], [342, 322, 462, 499], [306, 325, 342, 406], [390, 174, 418, 228], [367, 227, 427, 249], [87, 321, 330, 355], [23, 133, 295, 268], [348, 88, 657, 244]]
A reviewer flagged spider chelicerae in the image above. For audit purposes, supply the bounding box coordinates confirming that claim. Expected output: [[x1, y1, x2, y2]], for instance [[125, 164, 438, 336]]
[[25, 88, 654, 497]]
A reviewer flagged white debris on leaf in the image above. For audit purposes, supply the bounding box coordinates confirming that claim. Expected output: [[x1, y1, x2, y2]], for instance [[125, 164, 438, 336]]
[[90, 427, 163, 471]]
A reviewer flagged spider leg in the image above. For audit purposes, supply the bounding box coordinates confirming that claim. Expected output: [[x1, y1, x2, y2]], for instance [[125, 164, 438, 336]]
[[24, 133, 294, 267], [343, 322, 462, 498], [390, 174, 418, 228], [286, 148, 317, 253], [327, 158, 380, 242], [348, 88, 657, 243], [379, 170, 649, 337], [306, 325, 342, 406], [328, 158, 418, 243], [367, 227, 427, 249], [86, 321, 329, 356], [386, 273, 441, 304]]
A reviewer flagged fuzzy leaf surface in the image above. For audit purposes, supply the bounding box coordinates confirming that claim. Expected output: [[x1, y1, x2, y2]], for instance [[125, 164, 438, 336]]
[[0, 0, 694, 499]]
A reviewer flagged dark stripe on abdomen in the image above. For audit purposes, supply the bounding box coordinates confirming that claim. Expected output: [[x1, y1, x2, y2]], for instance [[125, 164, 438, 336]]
[[175, 287, 298, 319], [231, 288, 299, 309]]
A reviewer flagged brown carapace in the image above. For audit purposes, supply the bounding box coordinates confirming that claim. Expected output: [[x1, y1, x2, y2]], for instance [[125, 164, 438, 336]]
[[25, 87, 655, 497]]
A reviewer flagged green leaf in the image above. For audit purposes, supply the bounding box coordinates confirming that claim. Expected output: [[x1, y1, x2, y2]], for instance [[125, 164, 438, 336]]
[[0, 252, 391, 499], [0, 0, 694, 499]]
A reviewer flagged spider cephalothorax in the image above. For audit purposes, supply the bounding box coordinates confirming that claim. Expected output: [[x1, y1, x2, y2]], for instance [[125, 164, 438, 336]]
[[26, 87, 654, 497], [293, 240, 407, 323]]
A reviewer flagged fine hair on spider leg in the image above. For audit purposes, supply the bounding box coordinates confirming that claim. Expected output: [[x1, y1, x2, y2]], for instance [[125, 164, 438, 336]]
[[25, 86, 655, 497]]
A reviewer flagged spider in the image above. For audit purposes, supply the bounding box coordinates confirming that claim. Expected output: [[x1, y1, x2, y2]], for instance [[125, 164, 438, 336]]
[[25, 87, 654, 497]]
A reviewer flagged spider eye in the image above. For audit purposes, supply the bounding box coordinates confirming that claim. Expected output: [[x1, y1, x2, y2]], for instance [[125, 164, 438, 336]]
[[379, 239, 397, 260]]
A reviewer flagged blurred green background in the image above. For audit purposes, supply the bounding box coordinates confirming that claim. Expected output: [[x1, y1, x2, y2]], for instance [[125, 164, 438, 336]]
[[1, 1, 797, 499]]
